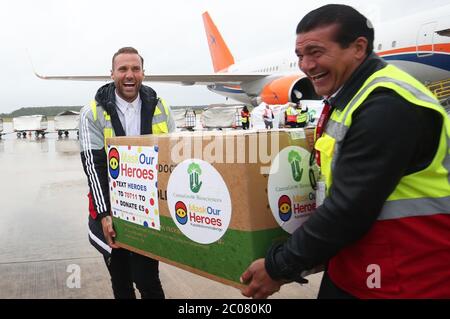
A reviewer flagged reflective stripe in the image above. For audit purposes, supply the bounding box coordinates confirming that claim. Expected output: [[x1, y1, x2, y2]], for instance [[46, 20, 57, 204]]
[[153, 101, 168, 124], [379, 196, 450, 220], [328, 75, 442, 166], [342, 76, 438, 126], [324, 119, 347, 142], [153, 113, 168, 124], [324, 120, 348, 171], [445, 138, 450, 185]]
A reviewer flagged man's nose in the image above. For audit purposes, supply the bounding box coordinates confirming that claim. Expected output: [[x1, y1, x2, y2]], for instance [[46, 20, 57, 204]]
[[299, 56, 316, 72], [125, 69, 134, 78]]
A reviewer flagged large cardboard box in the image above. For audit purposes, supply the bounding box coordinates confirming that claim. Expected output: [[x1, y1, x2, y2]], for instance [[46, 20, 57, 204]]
[[106, 129, 318, 288]]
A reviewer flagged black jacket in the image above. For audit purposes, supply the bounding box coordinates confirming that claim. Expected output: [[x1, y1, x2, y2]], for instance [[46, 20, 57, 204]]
[[94, 82, 159, 136], [265, 53, 443, 281], [79, 83, 161, 256]]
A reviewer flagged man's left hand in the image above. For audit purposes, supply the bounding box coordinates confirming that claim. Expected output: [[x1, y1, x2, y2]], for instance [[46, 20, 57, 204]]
[[240, 258, 284, 299]]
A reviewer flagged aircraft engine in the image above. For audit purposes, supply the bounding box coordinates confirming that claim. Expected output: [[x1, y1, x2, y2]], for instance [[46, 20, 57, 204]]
[[260, 75, 320, 105]]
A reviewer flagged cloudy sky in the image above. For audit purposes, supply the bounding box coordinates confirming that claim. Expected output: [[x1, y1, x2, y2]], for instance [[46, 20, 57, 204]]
[[0, 0, 447, 112]]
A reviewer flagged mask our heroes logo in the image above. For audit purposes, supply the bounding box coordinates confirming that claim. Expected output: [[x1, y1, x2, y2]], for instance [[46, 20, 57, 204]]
[[108, 147, 120, 180], [167, 159, 232, 244], [268, 146, 318, 234]]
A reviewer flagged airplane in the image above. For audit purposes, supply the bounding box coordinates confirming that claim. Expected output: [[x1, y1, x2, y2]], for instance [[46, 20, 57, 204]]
[[375, 5, 450, 86], [35, 6, 450, 106]]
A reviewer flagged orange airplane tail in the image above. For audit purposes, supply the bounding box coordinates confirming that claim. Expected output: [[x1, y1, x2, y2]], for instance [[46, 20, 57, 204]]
[[202, 11, 235, 73]]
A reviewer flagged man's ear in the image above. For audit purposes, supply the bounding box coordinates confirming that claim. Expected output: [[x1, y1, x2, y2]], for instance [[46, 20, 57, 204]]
[[110, 69, 114, 80], [353, 36, 369, 59]]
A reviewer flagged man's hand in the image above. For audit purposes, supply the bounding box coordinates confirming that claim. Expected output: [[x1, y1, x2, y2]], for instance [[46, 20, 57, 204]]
[[240, 258, 284, 299], [101, 216, 119, 249]]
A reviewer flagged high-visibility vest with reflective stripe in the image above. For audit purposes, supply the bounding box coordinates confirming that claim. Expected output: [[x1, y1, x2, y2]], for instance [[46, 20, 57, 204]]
[[241, 111, 249, 123], [315, 64, 450, 298], [286, 107, 297, 122], [296, 112, 308, 124], [90, 98, 170, 149]]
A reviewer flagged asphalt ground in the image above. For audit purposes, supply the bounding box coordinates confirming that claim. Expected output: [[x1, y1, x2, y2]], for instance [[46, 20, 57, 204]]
[[0, 121, 321, 299]]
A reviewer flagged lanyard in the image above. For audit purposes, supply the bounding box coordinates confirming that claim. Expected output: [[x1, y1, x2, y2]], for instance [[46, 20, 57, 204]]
[[315, 99, 332, 166]]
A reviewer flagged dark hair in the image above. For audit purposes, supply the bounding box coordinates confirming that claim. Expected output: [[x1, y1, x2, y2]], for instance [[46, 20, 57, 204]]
[[296, 4, 374, 54], [112, 47, 144, 70]]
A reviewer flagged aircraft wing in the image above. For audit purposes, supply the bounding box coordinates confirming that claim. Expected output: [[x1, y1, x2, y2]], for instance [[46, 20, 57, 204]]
[[34, 71, 268, 86]]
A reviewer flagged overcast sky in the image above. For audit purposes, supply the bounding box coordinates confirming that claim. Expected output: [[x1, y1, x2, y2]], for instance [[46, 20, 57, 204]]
[[0, 0, 448, 112]]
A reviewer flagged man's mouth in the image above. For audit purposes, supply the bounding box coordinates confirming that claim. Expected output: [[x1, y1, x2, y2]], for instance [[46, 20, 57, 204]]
[[309, 72, 328, 82], [123, 83, 136, 88]]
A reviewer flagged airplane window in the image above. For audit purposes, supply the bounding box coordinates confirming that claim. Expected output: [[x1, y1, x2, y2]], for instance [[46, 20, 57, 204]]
[[392, 41, 397, 48]]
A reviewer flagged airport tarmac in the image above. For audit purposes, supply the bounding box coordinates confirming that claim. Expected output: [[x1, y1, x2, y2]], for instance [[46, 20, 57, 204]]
[[0, 121, 322, 299]]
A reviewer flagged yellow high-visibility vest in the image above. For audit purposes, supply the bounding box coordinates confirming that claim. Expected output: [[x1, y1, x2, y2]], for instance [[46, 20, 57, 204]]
[[90, 98, 170, 149]]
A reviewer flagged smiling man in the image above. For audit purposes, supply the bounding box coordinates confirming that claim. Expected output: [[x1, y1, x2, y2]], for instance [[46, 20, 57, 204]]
[[79, 47, 175, 299], [241, 5, 450, 299]]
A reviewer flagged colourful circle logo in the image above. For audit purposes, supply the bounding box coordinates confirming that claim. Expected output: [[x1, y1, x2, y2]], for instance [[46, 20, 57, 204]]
[[108, 147, 120, 180], [175, 201, 188, 225], [278, 195, 292, 222]]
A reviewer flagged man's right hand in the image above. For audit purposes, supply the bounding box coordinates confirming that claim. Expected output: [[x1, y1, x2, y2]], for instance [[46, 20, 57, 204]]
[[101, 216, 119, 249]]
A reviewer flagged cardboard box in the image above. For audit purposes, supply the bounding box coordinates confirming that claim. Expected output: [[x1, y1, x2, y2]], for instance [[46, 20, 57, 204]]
[[107, 128, 318, 288]]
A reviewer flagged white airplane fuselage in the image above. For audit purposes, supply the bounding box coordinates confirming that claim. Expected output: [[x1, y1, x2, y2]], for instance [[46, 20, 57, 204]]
[[35, 5, 450, 107], [207, 5, 450, 104]]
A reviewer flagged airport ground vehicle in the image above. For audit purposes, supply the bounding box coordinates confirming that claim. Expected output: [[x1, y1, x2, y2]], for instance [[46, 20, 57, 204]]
[[201, 105, 243, 129], [172, 108, 198, 131], [54, 110, 79, 137], [0, 118, 4, 139], [13, 115, 48, 138]]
